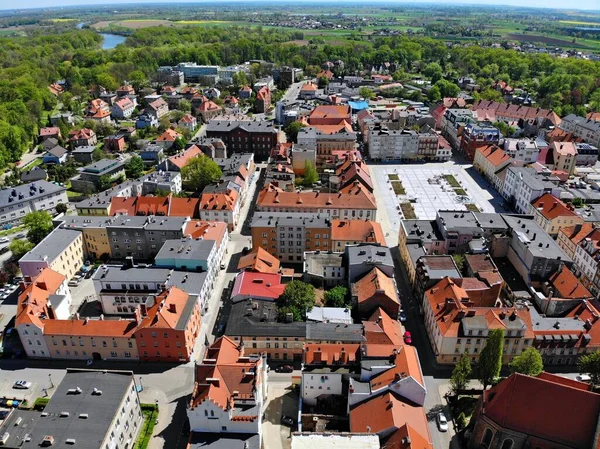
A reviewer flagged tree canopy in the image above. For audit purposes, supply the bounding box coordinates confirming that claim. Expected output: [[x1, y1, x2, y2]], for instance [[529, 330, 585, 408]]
[[324, 285, 348, 308], [22, 211, 53, 244], [450, 352, 472, 394], [9, 238, 34, 259], [579, 351, 600, 386], [303, 160, 318, 186], [125, 155, 145, 179], [477, 329, 504, 389], [509, 347, 543, 377], [180, 155, 222, 192], [277, 280, 316, 322]]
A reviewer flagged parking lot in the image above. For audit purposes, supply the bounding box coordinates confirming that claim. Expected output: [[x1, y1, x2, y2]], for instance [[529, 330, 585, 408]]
[[371, 162, 504, 243], [262, 374, 299, 449]]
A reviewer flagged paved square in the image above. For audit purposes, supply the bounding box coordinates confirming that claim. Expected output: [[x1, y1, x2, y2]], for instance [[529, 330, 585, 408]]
[[371, 162, 502, 244]]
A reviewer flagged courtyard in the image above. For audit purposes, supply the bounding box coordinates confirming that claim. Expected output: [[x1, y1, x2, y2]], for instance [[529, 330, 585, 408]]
[[371, 162, 507, 246]]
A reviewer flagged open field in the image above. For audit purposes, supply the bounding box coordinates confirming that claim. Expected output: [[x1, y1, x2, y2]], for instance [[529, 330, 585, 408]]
[[50, 18, 76, 22], [559, 20, 600, 26]]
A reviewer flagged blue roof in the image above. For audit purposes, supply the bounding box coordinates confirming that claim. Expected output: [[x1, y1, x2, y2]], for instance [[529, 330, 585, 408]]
[[348, 100, 369, 111]]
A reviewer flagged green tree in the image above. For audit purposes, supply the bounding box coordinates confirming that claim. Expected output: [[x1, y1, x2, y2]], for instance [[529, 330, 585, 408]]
[[324, 285, 348, 308], [232, 71, 248, 89], [317, 76, 329, 88], [22, 211, 53, 244], [284, 121, 307, 143], [172, 137, 186, 154], [477, 329, 504, 389], [452, 254, 465, 273], [303, 160, 318, 186], [277, 280, 316, 321], [125, 155, 144, 179], [433, 79, 460, 98], [55, 203, 68, 214], [493, 121, 516, 138], [509, 347, 543, 376], [92, 147, 105, 162], [128, 71, 146, 92], [359, 86, 375, 100], [450, 352, 472, 394], [97, 175, 113, 192], [428, 85, 441, 102], [181, 155, 222, 192], [578, 350, 600, 386], [8, 238, 34, 259]]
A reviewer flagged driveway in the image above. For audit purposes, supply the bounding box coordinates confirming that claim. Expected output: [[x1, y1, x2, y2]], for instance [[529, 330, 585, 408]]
[[262, 378, 298, 449]]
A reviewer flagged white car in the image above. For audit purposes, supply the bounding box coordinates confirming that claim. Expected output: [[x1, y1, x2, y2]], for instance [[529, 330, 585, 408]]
[[437, 412, 448, 432], [0, 237, 9, 244], [577, 374, 592, 382], [13, 380, 32, 389]]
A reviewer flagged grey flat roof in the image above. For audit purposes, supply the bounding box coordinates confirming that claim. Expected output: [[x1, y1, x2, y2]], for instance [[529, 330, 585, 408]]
[[0, 180, 66, 208], [20, 369, 134, 449], [0, 410, 42, 448], [420, 256, 461, 279], [155, 238, 215, 262], [401, 219, 442, 243], [345, 244, 393, 267], [304, 252, 344, 275], [58, 215, 115, 228], [188, 433, 259, 449], [252, 212, 330, 229], [473, 213, 509, 231], [71, 145, 96, 154], [206, 119, 277, 133], [82, 158, 124, 174], [226, 299, 306, 337], [507, 166, 557, 191], [305, 323, 365, 342], [437, 210, 480, 231], [20, 229, 80, 264], [108, 215, 188, 231], [503, 215, 572, 263]]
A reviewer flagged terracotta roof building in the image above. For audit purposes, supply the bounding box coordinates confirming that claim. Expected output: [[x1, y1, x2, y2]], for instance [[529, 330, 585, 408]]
[[159, 144, 202, 171], [187, 336, 268, 441], [530, 193, 583, 236], [469, 372, 600, 449], [471, 100, 561, 126], [230, 271, 285, 303], [331, 220, 385, 251], [237, 247, 281, 274], [352, 268, 400, 320], [309, 105, 351, 126]]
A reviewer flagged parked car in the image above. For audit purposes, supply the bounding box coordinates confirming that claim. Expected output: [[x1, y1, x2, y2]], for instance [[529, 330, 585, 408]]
[[399, 309, 407, 322], [437, 412, 448, 432], [0, 247, 8, 255], [275, 364, 294, 373], [403, 331, 412, 345], [13, 380, 32, 390], [220, 263, 226, 270], [0, 237, 9, 244], [15, 233, 26, 239], [280, 415, 296, 427], [577, 374, 592, 382]]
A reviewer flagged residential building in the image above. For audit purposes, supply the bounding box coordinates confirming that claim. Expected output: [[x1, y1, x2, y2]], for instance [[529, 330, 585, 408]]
[[71, 145, 96, 164], [501, 166, 560, 214], [550, 141, 578, 175], [504, 139, 540, 164], [530, 193, 583, 237], [256, 183, 377, 221], [254, 86, 271, 113], [70, 159, 126, 193], [156, 128, 183, 150], [19, 229, 84, 279], [74, 180, 144, 216], [135, 287, 201, 362], [104, 134, 127, 153], [199, 189, 240, 231], [471, 100, 561, 127], [226, 299, 306, 361], [557, 223, 595, 260], [136, 114, 159, 129], [423, 277, 533, 365], [187, 336, 268, 443], [205, 119, 279, 161], [273, 66, 302, 86], [178, 113, 197, 132], [531, 265, 594, 316], [559, 113, 600, 147], [309, 105, 351, 126], [468, 373, 600, 449], [42, 145, 68, 164], [297, 126, 356, 167], [345, 244, 394, 283], [85, 98, 111, 122], [196, 100, 223, 122], [412, 255, 461, 309], [299, 81, 318, 99], [460, 123, 501, 162], [251, 212, 331, 262], [159, 144, 202, 171], [237, 247, 281, 274], [112, 97, 135, 119], [503, 215, 572, 282], [69, 128, 97, 148], [575, 142, 599, 166], [573, 227, 600, 294], [56, 215, 113, 260], [303, 251, 345, 287], [39, 127, 61, 142], [20, 167, 48, 183], [330, 220, 385, 252], [441, 108, 474, 150], [140, 144, 165, 167], [473, 145, 512, 192], [291, 434, 380, 449], [141, 171, 182, 195], [0, 369, 143, 449], [230, 271, 285, 303], [146, 97, 169, 120], [155, 238, 216, 272], [352, 267, 400, 319], [306, 307, 353, 325], [291, 147, 316, 175]]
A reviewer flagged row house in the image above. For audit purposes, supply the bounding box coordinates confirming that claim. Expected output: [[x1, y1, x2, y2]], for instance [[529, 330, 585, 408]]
[[501, 166, 560, 214], [441, 108, 475, 150], [256, 182, 377, 221], [473, 145, 512, 192], [559, 113, 600, 147], [471, 100, 561, 127], [530, 193, 583, 237], [503, 139, 540, 164], [297, 125, 357, 168], [460, 123, 501, 162]]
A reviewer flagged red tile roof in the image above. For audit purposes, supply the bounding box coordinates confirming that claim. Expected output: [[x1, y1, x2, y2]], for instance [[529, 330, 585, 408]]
[[17, 268, 66, 328], [237, 247, 280, 274], [301, 82, 318, 92], [309, 105, 351, 125], [184, 220, 227, 242], [148, 97, 167, 111], [548, 266, 592, 300], [230, 271, 285, 300], [39, 127, 60, 137], [331, 220, 385, 245], [69, 128, 95, 141], [481, 373, 600, 449], [157, 128, 182, 143], [471, 100, 561, 126], [353, 267, 399, 308], [198, 100, 222, 112], [532, 193, 578, 220], [256, 86, 270, 100], [167, 145, 202, 168], [304, 343, 361, 365], [199, 190, 238, 212], [114, 97, 134, 111]]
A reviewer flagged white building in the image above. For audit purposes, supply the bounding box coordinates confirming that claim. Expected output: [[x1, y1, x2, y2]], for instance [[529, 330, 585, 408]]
[[0, 181, 68, 226], [187, 336, 268, 441], [292, 434, 380, 449], [501, 166, 560, 214], [560, 114, 600, 147], [367, 126, 419, 161], [141, 171, 182, 195], [504, 139, 540, 164]]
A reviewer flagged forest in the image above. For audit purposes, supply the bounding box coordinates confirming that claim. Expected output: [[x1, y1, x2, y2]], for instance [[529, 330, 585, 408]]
[[0, 25, 599, 172]]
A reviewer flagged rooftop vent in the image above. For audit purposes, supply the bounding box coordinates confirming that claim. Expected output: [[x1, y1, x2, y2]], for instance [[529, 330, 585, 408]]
[[60, 412, 70, 418], [78, 414, 88, 419], [91, 388, 102, 396]]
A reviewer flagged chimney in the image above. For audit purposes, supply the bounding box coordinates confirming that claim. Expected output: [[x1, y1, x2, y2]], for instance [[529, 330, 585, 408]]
[[140, 304, 148, 317], [47, 303, 56, 320], [168, 303, 177, 313], [134, 307, 141, 324]]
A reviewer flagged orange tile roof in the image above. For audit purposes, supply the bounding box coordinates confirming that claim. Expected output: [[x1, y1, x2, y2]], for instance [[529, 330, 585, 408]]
[[256, 86, 270, 100], [560, 223, 596, 246], [17, 268, 66, 328], [532, 193, 578, 220], [336, 161, 373, 190], [383, 424, 434, 449], [587, 112, 600, 122], [257, 182, 376, 211], [309, 105, 351, 123], [148, 97, 167, 111], [237, 247, 280, 274], [167, 145, 202, 168], [192, 336, 263, 412], [304, 343, 361, 365], [548, 266, 592, 299], [169, 197, 201, 217], [350, 391, 431, 443], [364, 308, 404, 347], [157, 128, 182, 143], [69, 128, 95, 141], [331, 220, 384, 245], [311, 122, 354, 134], [43, 317, 138, 338], [370, 345, 424, 391], [179, 114, 196, 124], [316, 69, 334, 80], [301, 82, 318, 91], [49, 83, 64, 95], [482, 373, 600, 449], [199, 189, 238, 212], [137, 287, 192, 330], [353, 267, 399, 307], [184, 220, 227, 242], [86, 99, 110, 118], [114, 97, 134, 111], [198, 100, 222, 112]]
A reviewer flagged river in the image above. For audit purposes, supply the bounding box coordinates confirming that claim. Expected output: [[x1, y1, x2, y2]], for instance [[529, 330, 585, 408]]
[[100, 33, 126, 49]]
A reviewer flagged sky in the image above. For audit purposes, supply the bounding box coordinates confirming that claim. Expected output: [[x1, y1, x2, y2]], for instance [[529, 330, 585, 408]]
[[3, 0, 600, 12]]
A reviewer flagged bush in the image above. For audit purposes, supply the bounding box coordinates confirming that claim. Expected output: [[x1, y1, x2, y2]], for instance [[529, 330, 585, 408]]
[[33, 397, 49, 411], [391, 181, 406, 195], [443, 175, 461, 188], [400, 202, 417, 219], [456, 412, 467, 430]]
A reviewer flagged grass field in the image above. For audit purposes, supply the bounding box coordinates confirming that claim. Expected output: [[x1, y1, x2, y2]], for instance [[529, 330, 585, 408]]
[[50, 18, 76, 22], [559, 20, 600, 26]]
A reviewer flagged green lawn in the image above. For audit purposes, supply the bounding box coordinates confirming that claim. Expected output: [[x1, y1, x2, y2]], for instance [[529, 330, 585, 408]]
[[465, 203, 480, 212], [391, 181, 406, 195], [455, 188, 467, 196], [136, 404, 159, 449], [388, 174, 399, 181], [0, 225, 25, 237], [443, 175, 461, 188], [400, 202, 417, 219]]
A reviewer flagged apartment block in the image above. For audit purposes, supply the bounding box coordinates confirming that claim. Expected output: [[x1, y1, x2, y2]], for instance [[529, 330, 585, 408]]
[[560, 114, 600, 147], [460, 123, 500, 162], [19, 229, 84, 280], [0, 181, 68, 226], [501, 166, 560, 214], [530, 193, 583, 237]]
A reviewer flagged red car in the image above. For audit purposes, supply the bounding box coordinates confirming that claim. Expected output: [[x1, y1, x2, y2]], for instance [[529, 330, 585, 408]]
[[404, 331, 412, 345]]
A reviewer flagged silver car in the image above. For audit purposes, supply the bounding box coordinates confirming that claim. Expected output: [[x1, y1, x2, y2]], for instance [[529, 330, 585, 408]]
[[13, 380, 32, 389], [437, 412, 448, 432]]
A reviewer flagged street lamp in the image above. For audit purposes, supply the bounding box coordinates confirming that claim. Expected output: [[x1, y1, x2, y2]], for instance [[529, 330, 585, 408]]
[[48, 374, 54, 389], [139, 376, 143, 391]]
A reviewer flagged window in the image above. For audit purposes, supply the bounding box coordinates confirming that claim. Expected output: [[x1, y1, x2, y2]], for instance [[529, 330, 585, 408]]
[[482, 429, 493, 448], [500, 439, 513, 449]]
